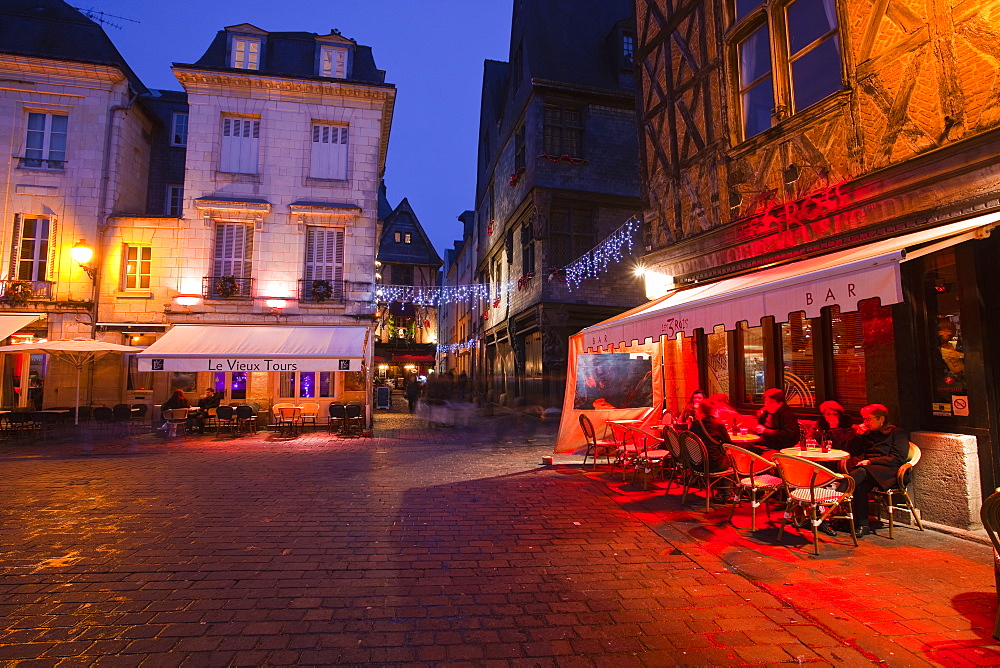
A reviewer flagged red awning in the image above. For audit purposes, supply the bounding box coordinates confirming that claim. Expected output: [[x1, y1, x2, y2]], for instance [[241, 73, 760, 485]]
[[393, 354, 435, 363]]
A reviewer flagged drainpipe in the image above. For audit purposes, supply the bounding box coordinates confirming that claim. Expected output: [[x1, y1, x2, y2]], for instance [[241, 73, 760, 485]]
[[91, 90, 138, 337]]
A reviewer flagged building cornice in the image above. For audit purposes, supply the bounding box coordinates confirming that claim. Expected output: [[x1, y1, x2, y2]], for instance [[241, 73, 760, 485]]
[[0, 54, 126, 89]]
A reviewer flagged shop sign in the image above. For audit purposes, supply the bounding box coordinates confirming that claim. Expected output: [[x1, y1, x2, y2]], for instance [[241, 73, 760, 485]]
[[138, 357, 362, 372]]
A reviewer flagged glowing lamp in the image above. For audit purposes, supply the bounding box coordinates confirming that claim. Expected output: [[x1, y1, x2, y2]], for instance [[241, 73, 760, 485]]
[[265, 298, 288, 311], [174, 295, 202, 307], [71, 239, 96, 281]]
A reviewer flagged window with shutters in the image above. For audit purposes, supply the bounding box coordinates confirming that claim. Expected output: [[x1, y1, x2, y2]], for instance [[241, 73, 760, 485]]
[[304, 226, 345, 301], [309, 124, 348, 180], [543, 104, 583, 158], [231, 37, 261, 70], [10, 215, 50, 282], [220, 117, 260, 174], [319, 45, 348, 78], [171, 113, 188, 146], [211, 223, 252, 297], [122, 244, 152, 290], [21, 112, 67, 170], [521, 224, 535, 275], [393, 265, 414, 286]]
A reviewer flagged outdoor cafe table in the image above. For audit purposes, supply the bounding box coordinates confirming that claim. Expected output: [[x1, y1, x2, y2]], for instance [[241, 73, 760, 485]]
[[604, 418, 644, 439], [730, 433, 763, 446], [779, 446, 850, 462]]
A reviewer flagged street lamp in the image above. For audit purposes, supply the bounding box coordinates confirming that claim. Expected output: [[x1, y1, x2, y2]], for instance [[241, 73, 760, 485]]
[[71, 239, 96, 281]]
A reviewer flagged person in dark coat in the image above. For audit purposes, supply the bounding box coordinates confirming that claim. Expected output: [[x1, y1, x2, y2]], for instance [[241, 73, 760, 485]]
[[404, 379, 422, 414], [189, 387, 221, 434], [161, 389, 189, 412], [846, 403, 909, 538], [753, 388, 800, 454], [690, 397, 732, 472], [814, 400, 856, 451]]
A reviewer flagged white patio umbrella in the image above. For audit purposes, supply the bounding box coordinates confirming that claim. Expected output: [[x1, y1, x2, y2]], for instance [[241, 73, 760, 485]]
[[0, 338, 143, 424]]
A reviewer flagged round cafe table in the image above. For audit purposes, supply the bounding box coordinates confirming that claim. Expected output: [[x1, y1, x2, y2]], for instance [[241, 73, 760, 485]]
[[779, 446, 850, 462], [730, 433, 762, 446]]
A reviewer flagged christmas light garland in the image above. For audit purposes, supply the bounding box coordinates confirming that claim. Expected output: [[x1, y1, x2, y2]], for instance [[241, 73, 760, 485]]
[[374, 216, 642, 305], [437, 336, 479, 354], [562, 216, 641, 291]]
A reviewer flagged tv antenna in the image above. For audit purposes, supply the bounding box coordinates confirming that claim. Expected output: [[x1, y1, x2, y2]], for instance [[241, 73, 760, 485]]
[[73, 7, 138, 30]]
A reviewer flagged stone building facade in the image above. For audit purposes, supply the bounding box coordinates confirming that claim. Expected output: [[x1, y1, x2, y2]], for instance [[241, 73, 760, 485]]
[[0, 2, 394, 417], [473, 0, 645, 410], [631, 0, 1000, 529]]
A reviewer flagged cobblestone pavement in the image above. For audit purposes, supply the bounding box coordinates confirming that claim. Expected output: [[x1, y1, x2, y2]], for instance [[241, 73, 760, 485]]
[[0, 405, 996, 666]]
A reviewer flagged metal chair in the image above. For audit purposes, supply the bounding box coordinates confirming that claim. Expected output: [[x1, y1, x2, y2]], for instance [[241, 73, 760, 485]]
[[215, 405, 237, 435], [579, 414, 615, 469], [630, 426, 670, 490], [979, 489, 1000, 640], [235, 405, 257, 435], [299, 402, 320, 431], [869, 442, 924, 538], [328, 403, 346, 434], [344, 403, 364, 436], [131, 403, 149, 431], [662, 425, 687, 495], [724, 444, 783, 532], [112, 404, 135, 436], [678, 431, 734, 511], [163, 408, 189, 439], [773, 453, 858, 555], [93, 406, 116, 437], [607, 421, 639, 481]]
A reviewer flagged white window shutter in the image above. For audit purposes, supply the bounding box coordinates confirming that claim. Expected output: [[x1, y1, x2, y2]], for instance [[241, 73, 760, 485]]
[[220, 118, 259, 173], [214, 223, 250, 279], [304, 227, 344, 299], [310, 125, 347, 179]]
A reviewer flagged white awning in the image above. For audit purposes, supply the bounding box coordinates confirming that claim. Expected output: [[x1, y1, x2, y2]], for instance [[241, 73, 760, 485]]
[[582, 215, 999, 351], [136, 325, 369, 372], [0, 314, 43, 341]]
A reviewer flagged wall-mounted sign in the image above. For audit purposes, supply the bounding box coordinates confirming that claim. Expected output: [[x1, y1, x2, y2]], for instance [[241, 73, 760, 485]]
[[138, 357, 363, 372], [952, 395, 970, 416]]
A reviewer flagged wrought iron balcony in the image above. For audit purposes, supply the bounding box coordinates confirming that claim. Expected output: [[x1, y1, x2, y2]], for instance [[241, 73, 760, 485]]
[[298, 278, 344, 303], [1, 280, 52, 305], [203, 275, 253, 300], [17, 156, 65, 170]]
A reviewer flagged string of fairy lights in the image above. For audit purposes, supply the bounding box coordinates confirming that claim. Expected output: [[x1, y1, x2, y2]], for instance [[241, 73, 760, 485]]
[[436, 336, 479, 354], [374, 216, 642, 307]]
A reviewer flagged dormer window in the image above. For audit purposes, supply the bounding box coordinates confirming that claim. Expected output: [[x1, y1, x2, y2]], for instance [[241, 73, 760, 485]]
[[622, 33, 635, 67], [320, 45, 348, 78], [231, 37, 261, 70]]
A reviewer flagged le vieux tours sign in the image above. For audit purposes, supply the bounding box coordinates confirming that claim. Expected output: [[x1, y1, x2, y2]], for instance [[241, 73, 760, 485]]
[[138, 357, 362, 372]]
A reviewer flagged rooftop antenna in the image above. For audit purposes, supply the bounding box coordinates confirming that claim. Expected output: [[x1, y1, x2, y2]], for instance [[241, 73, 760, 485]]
[[73, 7, 138, 30]]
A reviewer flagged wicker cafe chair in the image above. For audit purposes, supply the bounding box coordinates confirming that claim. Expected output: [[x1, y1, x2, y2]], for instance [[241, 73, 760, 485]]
[[328, 403, 346, 434], [723, 444, 784, 532], [235, 405, 257, 435], [344, 403, 364, 436], [579, 414, 615, 469], [679, 431, 734, 511], [629, 426, 671, 490], [979, 489, 1000, 640], [773, 453, 857, 555], [608, 421, 639, 481], [869, 442, 925, 538], [215, 405, 237, 435], [163, 408, 189, 439], [661, 425, 687, 494]]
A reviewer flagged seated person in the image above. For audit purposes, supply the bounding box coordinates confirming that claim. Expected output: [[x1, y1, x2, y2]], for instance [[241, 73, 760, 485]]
[[678, 389, 705, 424], [814, 400, 855, 450], [188, 388, 221, 434], [689, 397, 732, 472], [161, 389, 189, 413], [845, 403, 909, 538], [752, 388, 800, 455]]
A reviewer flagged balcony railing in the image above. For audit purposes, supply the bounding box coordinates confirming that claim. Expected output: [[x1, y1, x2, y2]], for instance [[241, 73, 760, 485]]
[[298, 279, 344, 303], [1, 280, 52, 304], [203, 276, 253, 300], [17, 156, 65, 170]]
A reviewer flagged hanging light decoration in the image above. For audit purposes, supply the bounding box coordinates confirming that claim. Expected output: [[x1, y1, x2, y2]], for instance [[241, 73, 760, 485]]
[[562, 216, 641, 291], [437, 337, 479, 354]]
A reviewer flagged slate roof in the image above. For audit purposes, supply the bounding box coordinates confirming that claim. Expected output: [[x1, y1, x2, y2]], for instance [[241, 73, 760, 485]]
[[179, 25, 389, 86], [377, 198, 442, 267], [0, 0, 147, 93]]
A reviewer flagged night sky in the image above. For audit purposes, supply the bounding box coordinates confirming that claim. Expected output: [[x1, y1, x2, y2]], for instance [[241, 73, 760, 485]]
[[84, 0, 512, 259]]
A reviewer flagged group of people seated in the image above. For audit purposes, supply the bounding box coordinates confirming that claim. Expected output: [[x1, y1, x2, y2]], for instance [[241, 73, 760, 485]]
[[674, 387, 910, 539], [160, 387, 222, 434]]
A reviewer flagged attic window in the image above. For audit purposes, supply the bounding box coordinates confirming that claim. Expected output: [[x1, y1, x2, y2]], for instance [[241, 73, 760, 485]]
[[622, 33, 635, 67], [394, 232, 401, 242], [404, 233, 412, 244], [232, 37, 261, 70], [320, 45, 348, 78]]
